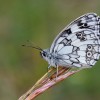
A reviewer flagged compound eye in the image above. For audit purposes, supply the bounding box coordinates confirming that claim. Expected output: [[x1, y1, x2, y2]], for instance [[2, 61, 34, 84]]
[[43, 52, 46, 57], [40, 51, 47, 58]]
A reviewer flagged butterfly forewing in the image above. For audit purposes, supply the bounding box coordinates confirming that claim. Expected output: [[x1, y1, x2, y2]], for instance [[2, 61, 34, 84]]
[[50, 13, 100, 67]]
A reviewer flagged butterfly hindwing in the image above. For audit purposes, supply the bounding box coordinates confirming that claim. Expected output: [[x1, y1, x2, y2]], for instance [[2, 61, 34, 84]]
[[50, 13, 100, 67]]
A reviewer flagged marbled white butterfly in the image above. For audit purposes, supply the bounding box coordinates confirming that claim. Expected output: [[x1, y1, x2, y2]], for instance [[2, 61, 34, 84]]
[[40, 13, 100, 70]]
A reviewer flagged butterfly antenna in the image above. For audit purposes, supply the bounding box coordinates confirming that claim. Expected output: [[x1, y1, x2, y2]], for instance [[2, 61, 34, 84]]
[[22, 44, 43, 51], [26, 40, 43, 50]]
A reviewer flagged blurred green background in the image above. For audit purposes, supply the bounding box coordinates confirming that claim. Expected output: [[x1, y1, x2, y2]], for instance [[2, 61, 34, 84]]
[[0, 0, 100, 100]]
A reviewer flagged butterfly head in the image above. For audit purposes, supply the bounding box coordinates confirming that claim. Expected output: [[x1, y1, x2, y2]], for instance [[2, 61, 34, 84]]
[[40, 49, 52, 64], [40, 49, 49, 58]]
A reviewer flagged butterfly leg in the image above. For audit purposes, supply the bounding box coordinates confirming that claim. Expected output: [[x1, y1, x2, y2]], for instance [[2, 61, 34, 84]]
[[56, 65, 59, 79], [48, 64, 51, 72]]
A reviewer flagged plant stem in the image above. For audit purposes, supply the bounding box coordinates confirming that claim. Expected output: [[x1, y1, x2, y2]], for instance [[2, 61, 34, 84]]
[[18, 67, 81, 100]]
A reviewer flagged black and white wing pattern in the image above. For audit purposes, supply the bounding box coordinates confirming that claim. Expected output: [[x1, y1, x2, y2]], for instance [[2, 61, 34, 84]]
[[50, 13, 100, 68]]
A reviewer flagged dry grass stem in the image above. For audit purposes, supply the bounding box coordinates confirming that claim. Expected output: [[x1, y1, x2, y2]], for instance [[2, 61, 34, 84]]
[[18, 67, 81, 100]]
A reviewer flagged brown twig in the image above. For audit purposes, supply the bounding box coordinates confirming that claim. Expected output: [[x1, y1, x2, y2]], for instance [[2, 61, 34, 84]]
[[18, 67, 81, 100]]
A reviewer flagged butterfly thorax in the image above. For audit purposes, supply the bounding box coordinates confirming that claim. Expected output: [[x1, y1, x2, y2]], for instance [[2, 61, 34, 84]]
[[40, 49, 73, 68]]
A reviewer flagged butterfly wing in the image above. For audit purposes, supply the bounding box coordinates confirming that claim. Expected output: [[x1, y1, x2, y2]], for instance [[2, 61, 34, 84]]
[[50, 13, 100, 67]]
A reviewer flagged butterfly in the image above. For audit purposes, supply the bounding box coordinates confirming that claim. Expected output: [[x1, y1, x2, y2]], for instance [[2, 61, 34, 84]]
[[39, 13, 100, 70], [24, 13, 100, 70]]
